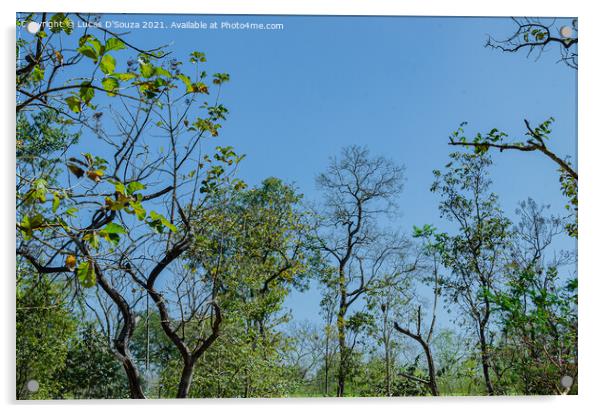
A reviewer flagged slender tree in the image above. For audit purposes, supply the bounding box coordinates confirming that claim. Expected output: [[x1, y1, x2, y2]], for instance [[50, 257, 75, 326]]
[[314, 145, 405, 396], [430, 152, 512, 395]]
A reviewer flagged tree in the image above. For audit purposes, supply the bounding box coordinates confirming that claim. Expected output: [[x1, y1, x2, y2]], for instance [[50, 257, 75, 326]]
[[492, 199, 577, 394], [176, 178, 310, 397], [430, 152, 512, 395], [390, 224, 445, 396], [317, 282, 339, 395], [364, 247, 417, 396], [448, 121, 577, 240], [314, 145, 405, 396], [16, 12, 238, 398], [393, 308, 439, 396], [282, 321, 325, 393]]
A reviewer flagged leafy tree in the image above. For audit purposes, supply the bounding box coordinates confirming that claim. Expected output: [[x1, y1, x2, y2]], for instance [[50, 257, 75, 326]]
[[316, 283, 339, 395], [492, 199, 577, 394], [452, 16, 578, 238], [159, 316, 298, 398], [430, 152, 512, 395], [168, 178, 310, 397], [16, 12, 238, 398]]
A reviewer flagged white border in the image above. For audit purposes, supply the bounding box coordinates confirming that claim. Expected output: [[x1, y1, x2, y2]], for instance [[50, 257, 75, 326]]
[[2, 1, 600, 413]]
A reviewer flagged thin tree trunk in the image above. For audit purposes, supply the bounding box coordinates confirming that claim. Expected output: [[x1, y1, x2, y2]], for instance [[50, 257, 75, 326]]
[[336, 263, 348, 397], [478, 324, 495, 395], [324, 329, 330, 395], [94, 266, 144, 399], [383, 311, 391, 396], [120, 355, 145, 398], [336, 308, 347, 397], [423, 342, 439, 396]]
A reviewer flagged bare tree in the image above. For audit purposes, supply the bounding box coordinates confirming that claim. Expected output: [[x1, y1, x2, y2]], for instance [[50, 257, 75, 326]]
[[314, 145, 405, 396]]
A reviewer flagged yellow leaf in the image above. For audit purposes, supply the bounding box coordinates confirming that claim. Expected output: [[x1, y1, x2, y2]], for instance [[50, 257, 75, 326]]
[[65, 254, 76, 272]]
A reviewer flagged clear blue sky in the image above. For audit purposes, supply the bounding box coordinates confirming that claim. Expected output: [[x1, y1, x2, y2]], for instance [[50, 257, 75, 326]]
[[20, 14, 577, 325]]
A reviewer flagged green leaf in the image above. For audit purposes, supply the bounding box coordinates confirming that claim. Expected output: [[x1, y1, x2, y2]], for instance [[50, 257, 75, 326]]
[[140, 63, 155, 78], [49, 13, 66, 33], [79, 35, 101, 52], [65, 96, 81, 113], [49, 13, 73, 34], [100, 54, 116, 75], [103, 222, 126, 234], [65, 207, 77, 217], [99, 222, 126, 246], [31, 65, 45, 83], [101, 77, 119, 97], [177, 73, 193, 93], [132, 202, 146, 221], [153, 67, 172, 78], [189, 51, 206, 63], [212, 73, 230, 85], [78, 45, 98, 61], [52, 192, 60, 213], [114, 72, 136, 81], [76, 260, 96, 288], [79, 82, 95, 105], [84, 231, 101, 249], [26, 178, 48, 203], [105, 37, 126, 52], [19, 213, 46, 240], [147, 211, 177, 233], [126, 181, 145, 194]]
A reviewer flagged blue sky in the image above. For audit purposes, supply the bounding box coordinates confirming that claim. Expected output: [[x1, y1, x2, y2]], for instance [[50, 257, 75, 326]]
[[20, 14, 577, 325]]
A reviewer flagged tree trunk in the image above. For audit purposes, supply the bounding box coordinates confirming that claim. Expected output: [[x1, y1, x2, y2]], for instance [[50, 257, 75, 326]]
[[122, 357, 145, 399], [336, 304, 347, 397], [478, 324, 495, 395], [423, 342, 439, 396], [336, 263, 348, 397], [95, 268, 145, 399], [324, 330, 330, 395], [383, 314, 391, 396], [176, 357, 195, 398]]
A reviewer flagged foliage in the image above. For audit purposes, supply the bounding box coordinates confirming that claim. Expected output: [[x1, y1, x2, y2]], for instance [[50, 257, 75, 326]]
[[15, 13, 577, 399], [57, 324, 130, 399], [16, 274, 77, 399], [430, 151, 512, 395]]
